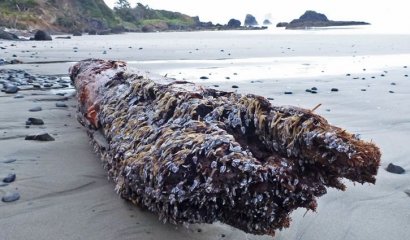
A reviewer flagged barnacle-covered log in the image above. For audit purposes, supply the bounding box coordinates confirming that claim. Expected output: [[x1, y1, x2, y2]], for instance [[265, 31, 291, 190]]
[[70, 59, 381, 236]]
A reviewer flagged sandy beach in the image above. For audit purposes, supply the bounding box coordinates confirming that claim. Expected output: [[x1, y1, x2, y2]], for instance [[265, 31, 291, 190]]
[[1, 29, 410, 240]]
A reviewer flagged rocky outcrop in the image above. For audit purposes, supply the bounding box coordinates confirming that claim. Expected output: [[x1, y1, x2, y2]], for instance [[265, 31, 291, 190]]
[[33, 30, 52, 41], [244, 14, 258, 26], [276, 22, 289, 27], [227, 19, 241, 28], [0, 30, 19, 40], [285, 10, 370, 29], [263, 19, 272, 25]]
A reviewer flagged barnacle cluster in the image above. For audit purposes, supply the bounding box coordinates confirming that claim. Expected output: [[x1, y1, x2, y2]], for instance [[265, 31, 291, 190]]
[[70, 59, 381, 236]]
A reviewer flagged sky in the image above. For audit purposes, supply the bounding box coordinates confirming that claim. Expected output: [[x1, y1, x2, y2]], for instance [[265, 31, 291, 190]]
[[104, 0, 410, 33]]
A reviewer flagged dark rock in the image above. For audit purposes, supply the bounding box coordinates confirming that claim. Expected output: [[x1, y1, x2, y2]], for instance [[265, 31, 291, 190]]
[[34, 30, 52, 41], [244, 14, 258, 26], [276, 22, 289, 27], [14, 94, 24, 99], [200, 76, 209, 80], [331, 88, 339, 92], [3, 85, 19, 94], [386, 163, 405, 174], [391, 82, 396, 86], [361, 89, 366, 91], [405, 189, 410, 197], [346, 73, 351, 76], [0, 182, 8, 187], [72, 31, 82, 36], [25, 133, 55, 141], [0, 30, 19, 40], [310, 90, 317, 94], [286, 10, 369, 29], [284, 91, 293, 95], [27, 118, 44, 125], [389, 90, 395, 93], [88, 29, 97, 35], [305, 89, 312, 93], [232, 85, 239, 89], [29, 106, 42, 112], [227, 19, 241, 28], [3, 173, 16, 183], [55, 36, 71, 39], [263, 19, 272, 25], [56, 103, 68, 108], [311, 87, 318, 91], [405, 75, 408, 77], [2, 192, 20, 202], [267, 97, 274, 100]]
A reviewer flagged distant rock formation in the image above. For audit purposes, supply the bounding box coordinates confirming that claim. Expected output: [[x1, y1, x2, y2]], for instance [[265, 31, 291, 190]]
[[263, 19, 272, 25], [284, 10, 370, 29], [244, 14, 258, 26], [276, 22, 289, 28], [227, 19, 241, 28]]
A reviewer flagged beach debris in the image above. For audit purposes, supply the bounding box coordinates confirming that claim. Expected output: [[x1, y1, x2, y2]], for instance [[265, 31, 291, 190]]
[[385, 163, 405, 174], [2, 191, 20, 202], [29, 106, 42, 112], [2, 173, 16, 183], [25, 133, 55, 141], [70, 59, 381, 236]]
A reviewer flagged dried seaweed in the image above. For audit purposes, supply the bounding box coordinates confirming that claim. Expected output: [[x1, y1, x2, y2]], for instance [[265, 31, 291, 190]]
[[70, 59, 381, 236]]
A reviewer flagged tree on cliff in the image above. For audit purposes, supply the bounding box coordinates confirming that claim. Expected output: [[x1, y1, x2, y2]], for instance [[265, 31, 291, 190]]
[[115, 0, 131, 9]]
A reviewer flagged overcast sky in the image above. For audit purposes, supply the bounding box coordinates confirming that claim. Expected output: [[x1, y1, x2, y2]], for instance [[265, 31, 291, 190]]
[[104, 0, 410, 33]]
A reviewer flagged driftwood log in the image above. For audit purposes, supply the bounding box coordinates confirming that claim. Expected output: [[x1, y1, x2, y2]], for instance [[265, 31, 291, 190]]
[[70, 59, 381, 236]]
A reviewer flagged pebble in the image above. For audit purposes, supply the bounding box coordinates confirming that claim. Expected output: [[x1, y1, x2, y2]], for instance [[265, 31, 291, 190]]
[[311, 87, 318, 91], [405, 75, 408, 77], [29, 106, 42, 112], [25, 133, 55, 141], [56, 93, 66, 96], [56, 102, 68, 108], [346, 73, 351, 76], [232, 85, 239, 88], [14, 94, 24, 98], [212, 85, 219, 87], [200, 76, 209, 80], [2, 191, 20, 202], [385, 163, 405, 174], [361, 89, 366, 91], [3, 173, 16, 183], [267, 97, 274, 100], [102, 50, 107, 54], [331, 88, 339, 92], [27, 117, 44, 125], [305, 89, 312, 93], [3, 159, 17, 164], [389, 90, 395, 93], [284, 91, 293, 95], [405, 189, 410, 197], [391, 82, 396, 86]]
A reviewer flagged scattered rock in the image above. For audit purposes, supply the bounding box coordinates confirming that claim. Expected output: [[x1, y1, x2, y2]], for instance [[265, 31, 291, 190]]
[[267, 97, 274, 100], [305, 89, 312, 93], [29, 106, 42, 112], [385, 163, 405, 174], [3, 173, 16, 183], [25, 133, 55, 141], [263, 19, 272, 25], [346, 73, 351, 76], [0, 182, 8, 187], [102, 50, 107, 54], [55, 36, 71, 39], [284, 91, 293, 95], [3, 85, 19, 94], [331, 88, 339, 92], [27, 118, 44, 125], [391, 82, 396, 86], [72, 31, 82, 36], [0, 30, 19, 40], [405, 189, 410, 197], [200, 76, 209, 80], [389, 90, 395, 93], [34, 30, 52, 41], [311, 87, 318, 91], [3, 159, 17, 164], [276, 22, 288, 27], [405, 75, 408, 77], [56, 102, 68, 108], [2, 191, 20, 202], [232, 85, 239, 88], [361, 89, 366, 91]]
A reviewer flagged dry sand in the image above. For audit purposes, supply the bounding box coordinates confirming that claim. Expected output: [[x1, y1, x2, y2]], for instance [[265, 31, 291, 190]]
[[1, 31, 410, 240]]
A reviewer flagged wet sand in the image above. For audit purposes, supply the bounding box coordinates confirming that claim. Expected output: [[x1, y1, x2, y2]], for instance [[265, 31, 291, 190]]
[[1, 30, 410, 240]]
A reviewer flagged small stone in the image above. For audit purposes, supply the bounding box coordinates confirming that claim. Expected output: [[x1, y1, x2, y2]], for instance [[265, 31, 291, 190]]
[[331, 88, 339, 92], [200, 76, 209, 80], [405, 189, 410, 197], [225, 77, 230, 79], [43, 83, 53, 88], [381, 74, 385, 77], [267, 97, 274, 100], [221, 234, 226, 237], [2, 191, 20, 202], [213, 85, 219, 87], [27, 117, 44, 125], [311, 87, 318, 91], [25, 133, 55, 141], [310, 90, 317, 94], [232, 85, 239, 89], [14, 94, 24, 99], [56, 102, 68, 108], [102, 50, 107, 54], [361, 89, 366, 91], [391, 82, 396, 86], [389, 90, 395, 93], [346, 73, 351, 76], [56, 93, 66, 96], [139, 47, 143, 50], [284, 91, 293, 95], [386, 163, 405, 174], [3, 85, 19, 94], [29, 106, 42, 112], [3, 173, 16, 183], [305, 89, 312, 93], [405, 75, 408, 77], [3, 159, 17, 164]]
